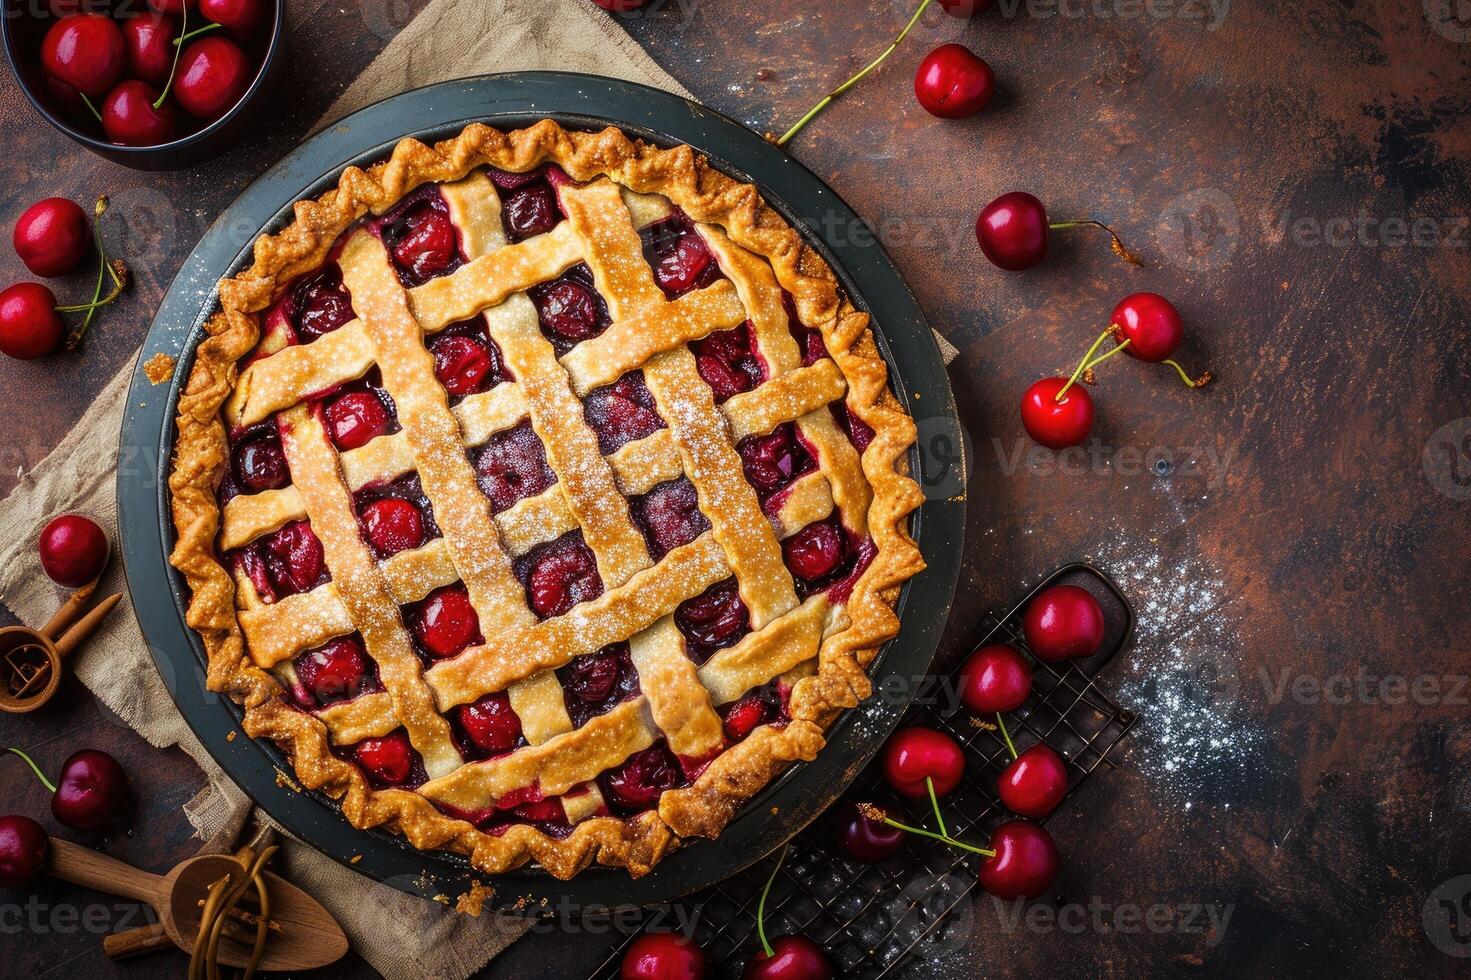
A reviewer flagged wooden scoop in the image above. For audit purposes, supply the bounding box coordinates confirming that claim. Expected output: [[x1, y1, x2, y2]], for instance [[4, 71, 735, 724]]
[[48, 838, 347, 970], [0, 582, 122, 713]]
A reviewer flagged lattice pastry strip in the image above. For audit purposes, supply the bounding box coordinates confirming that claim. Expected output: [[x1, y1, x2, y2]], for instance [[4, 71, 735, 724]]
[[273, 403, 462, 779]]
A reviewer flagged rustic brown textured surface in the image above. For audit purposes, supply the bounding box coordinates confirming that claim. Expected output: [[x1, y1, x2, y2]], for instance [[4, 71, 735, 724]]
[[3, 1, 1470, 977]]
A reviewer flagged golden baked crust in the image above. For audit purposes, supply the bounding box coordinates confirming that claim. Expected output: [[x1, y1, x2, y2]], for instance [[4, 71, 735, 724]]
[[167, 120, 925, 880]]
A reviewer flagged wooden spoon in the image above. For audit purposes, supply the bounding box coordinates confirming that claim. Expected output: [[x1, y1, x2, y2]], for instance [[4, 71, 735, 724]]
[[48, 838, 347, 970]]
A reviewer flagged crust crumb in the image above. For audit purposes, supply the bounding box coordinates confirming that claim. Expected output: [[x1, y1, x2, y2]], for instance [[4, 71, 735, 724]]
[[144, 352, 176, 384]]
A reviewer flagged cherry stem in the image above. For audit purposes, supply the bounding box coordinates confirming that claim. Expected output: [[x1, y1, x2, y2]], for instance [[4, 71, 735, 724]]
[[776, 0, 933, 147], [79, 93, 103, 124], [756, 842, 788, 958], [1053, 326, 1117, 400], [1049, 219, 1144, 267], [172, 22, 221, 45], [876, 813, 995, 857], [1162, 358, 1214, 388], [6, 747, 57, 794], [155, 1, 188, 109], [995, 713, 1018, 760], [65, 197, 126, 350], [925, 776, 948, 839]]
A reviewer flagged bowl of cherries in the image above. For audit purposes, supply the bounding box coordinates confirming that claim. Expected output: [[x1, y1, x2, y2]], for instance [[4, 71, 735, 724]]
[[2, 0, 287, 170]]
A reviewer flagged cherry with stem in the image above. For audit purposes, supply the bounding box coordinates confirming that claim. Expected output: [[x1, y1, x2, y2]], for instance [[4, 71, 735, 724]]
[[855, 802, 995, 857], [775, 0, 934, 147]]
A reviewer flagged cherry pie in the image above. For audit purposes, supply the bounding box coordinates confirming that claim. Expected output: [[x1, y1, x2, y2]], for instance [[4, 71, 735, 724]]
[[168, 121, 924, 880]]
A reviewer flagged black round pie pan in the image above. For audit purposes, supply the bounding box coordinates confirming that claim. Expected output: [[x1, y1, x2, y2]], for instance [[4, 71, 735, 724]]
[[117, 72, 965, 914]]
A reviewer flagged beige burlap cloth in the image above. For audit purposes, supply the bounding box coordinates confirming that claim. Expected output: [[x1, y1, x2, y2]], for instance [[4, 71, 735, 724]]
[[0, 2, 957, 976]]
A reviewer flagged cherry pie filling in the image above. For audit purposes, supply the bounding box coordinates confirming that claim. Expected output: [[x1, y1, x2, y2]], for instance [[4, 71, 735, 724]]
[[640, 213, 726, 299], [211, 167, 901, 842], [377, 185, 463, 288], [628, 477, 710, 560], [427, 316, 510, 403], [471, 420, 557, 514], [290, 633, 382, 709], [583, 371, 665, 455], [408, 584, 484, 663], [528, 263, 611, 355], [319, 370, 399, 452], [513, 532, 605, 620], [352, 473, 440, 560], [556, 642, 642, 729]]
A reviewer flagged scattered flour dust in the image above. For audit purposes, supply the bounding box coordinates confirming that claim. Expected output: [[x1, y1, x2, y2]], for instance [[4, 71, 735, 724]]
[[1092, 534, 1270, 808]]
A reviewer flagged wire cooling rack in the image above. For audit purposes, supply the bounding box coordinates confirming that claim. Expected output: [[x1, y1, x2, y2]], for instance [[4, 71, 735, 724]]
[[586, 562, 1137, 979]]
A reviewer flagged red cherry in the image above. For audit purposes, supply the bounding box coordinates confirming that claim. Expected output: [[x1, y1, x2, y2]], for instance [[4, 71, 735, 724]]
[[0, 283, 64, 359], [353, 732, 413, 786], [457, 693, 523, 755], [998, 744, 1068, 819], [388, 205, 458, 283], [914, 44, 994, 119], [121, 12, 177, 85], [781, 522, 846, 582], [199, 0, 264, 36], [13, 198, 89, 278], [721, 691, 772, 742], [429, 333, 496, 396], [834, 802, 904, 863], [233, 431, 288, 492], [52, 749, 132, 830], [621, 932, 705, 980], [502, 183, 559, 241], [593, 0, 647, 12], [649, 231, 716, 297], [324, 390, 391, 450], [1020, 377, 1094, 450], [0, 815, 49, 890], [742, 935, 832, 980], [360, 498, 424, 559], [978, 820, 1059, 900], [958, 643, 1032, 714], [293, 636, 369, 706], [100, 80, 177, 146], [413, 586, 481, 658], [600, 743, 682, 812], [527, 541, 602, 618], [534, 279, 602, 340], [976, 191, 1049, 271], [1023, 584, 1105, 662], [264, 520, 324, 595], [1110, 291, 1182, 362], [881, 727, 964, 798], [38, 513, 109, 587], [939, 0, 992, 13], [148, 0, 196, 13], [41, 14, 125, 97], [174, 36, 251, 120]]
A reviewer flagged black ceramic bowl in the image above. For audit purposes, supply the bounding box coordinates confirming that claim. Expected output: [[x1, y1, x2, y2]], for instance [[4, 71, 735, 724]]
[[1, 0, 288, 170]]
